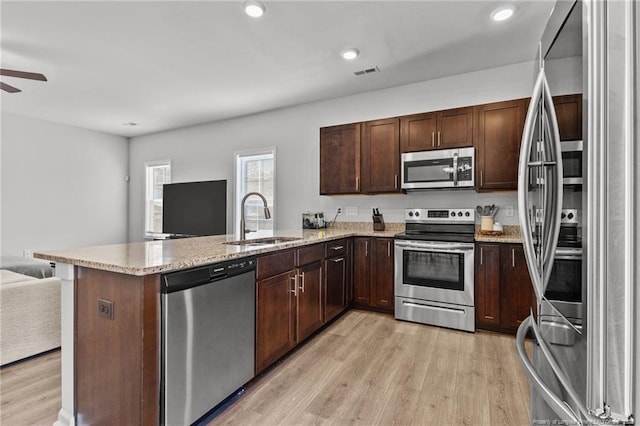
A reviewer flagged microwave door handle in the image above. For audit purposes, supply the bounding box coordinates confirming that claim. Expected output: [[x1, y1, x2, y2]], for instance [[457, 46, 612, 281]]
[[516, 316, 582, 423], [452, 153, 459, 186]]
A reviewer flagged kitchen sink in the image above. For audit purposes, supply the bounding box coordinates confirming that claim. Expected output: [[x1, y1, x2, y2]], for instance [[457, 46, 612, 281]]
[[224, 236, 303, 246]]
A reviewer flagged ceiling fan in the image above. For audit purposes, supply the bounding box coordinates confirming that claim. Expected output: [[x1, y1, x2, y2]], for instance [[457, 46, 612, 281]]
[[0, 68, 47, 93]]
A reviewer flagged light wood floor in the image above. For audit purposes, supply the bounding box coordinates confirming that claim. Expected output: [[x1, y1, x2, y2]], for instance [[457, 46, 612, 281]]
[[0, 349, 61, 426], [211, 310, 531, 426], [0, 311, 531, 426]]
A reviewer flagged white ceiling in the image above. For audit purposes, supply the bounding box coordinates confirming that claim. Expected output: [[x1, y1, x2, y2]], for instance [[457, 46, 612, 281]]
[[1, 1, 555, 137]]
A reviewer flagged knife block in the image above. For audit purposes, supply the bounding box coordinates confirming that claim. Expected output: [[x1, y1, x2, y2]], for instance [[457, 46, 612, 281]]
[[373, 214, 385, 231]]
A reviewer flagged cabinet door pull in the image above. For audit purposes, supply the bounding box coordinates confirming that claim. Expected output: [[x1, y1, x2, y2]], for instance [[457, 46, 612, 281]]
[[512, 248, 516, 268], [387, 240, 391, 257], [356, 176, 360, 191], [365, 240, 369, 256], [437, 131, 441, 147], [480, 170, 484, 186], [331, 257, 345, 263], [480, 247, 483, 265], [330, 245, 344, 251], [432, 132, 435, 147], [290, 275, 297, 296], [299, 272, 305, 293], [394, 174, 398, 189]]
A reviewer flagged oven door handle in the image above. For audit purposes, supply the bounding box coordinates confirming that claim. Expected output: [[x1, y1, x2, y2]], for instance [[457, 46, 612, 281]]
[[394, 241, 474, 252]]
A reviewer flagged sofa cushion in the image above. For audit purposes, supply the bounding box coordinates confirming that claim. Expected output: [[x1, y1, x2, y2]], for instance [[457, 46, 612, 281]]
[[0, 269, 34, 286]]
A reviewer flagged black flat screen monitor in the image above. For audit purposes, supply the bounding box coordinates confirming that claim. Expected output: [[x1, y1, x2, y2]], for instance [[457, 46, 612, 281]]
[[162, 180, 227, 236]]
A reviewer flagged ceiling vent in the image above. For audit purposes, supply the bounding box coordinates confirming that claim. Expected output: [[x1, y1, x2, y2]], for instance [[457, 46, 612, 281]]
[[354, 66, 380, 76]]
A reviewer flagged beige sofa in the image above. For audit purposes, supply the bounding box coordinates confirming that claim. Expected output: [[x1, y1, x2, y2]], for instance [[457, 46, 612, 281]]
[[0, 269, 61, 365]]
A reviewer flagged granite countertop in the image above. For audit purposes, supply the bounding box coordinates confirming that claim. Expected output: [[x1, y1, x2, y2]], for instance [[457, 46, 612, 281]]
[[34, 223, 403, 276], [474, 225, 523, 244]]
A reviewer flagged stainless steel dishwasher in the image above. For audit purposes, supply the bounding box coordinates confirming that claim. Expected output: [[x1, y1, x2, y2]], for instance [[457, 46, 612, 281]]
[[161, 257, 256, 426]]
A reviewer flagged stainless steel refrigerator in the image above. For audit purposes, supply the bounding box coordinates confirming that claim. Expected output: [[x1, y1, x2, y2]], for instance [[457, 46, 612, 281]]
[[516, 0, 639, 424]]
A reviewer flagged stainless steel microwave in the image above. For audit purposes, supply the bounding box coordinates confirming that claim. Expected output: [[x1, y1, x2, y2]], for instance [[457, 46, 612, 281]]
[[561, 140, 583, 186], [401, 147, 475, 190]]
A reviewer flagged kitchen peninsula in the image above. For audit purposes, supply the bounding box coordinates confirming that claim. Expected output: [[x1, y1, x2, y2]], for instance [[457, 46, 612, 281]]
[[34, 226, 400, 426]]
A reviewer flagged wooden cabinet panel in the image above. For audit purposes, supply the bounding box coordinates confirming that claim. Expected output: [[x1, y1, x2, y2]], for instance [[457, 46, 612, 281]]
[[400, 107, 473, 153], [296, 262, 323, 342], [437, 107, 474, 149], [320, 123, 361, 194], [475, 99, 527, 190], [353, 238, 371, 306], [257, 249, 295, 280], [75, 268, 160, 425], [325, 238, 347, 258], [400, 112, 438, 152], [553, 94, 582, 141], [500, 245, 535, 330], [362, 118, 400, 193], [373, 238, 394, 310], [296, 243, 324, 267], [256, 270, 296, 374], [475, 243, 501, 326], [325, 256, 346, 322]]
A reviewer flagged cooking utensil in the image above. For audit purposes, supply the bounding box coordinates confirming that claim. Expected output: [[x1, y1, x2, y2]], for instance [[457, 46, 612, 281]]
[[476, 206, 484, 215]]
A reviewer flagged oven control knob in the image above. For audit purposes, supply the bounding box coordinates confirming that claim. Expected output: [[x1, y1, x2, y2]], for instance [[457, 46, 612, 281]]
[[408, 211, 414, 217], [568, 212, 574, 220], [458, 211, 463, 217], [450, 212, 455, 217], [415, 211, 420, 217], [561, 212, 566, 219], [465, 212, 470, 217]]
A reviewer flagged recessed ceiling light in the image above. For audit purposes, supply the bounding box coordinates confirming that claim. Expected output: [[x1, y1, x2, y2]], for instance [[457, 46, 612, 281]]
[[491, 6, 514, 22], [341, 48, 360, 60], [243, 0, 265, 18]]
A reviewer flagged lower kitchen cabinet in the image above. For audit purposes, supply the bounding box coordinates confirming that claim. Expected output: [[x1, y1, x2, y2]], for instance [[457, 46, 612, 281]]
[[296, 260, 323, 342], [324, 238, 348, 322], [256, 268, 296, 374], [475, 242, 534, 333], [352, 237, 394, 313]]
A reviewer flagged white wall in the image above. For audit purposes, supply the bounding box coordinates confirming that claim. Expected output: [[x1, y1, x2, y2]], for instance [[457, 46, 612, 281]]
[[1, 112, 129, 255], [128, 60, 542, 241]]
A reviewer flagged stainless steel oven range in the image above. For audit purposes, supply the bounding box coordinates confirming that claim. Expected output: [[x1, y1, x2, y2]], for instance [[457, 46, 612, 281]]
[[394, 208, 475, 332]]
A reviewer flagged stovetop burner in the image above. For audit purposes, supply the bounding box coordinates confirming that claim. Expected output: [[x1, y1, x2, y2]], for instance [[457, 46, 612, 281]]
[[396, 208, 476, 243]]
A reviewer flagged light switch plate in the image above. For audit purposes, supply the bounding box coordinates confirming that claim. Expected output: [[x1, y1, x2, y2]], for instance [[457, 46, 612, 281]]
[[345, 206, 358, 216], [506, 205, 514, 217]]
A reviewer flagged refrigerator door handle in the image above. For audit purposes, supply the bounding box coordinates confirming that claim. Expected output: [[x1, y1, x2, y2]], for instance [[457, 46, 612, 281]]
[[516, 316, 582, 424]]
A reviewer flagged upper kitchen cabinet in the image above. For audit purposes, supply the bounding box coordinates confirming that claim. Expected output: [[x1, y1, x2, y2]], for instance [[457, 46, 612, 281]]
[[320, 123, 361, 195], [361, 118, 401, 193], [475, 98, 528, 191], [552, 94, 582, 141], [400, 107, 473, 152]]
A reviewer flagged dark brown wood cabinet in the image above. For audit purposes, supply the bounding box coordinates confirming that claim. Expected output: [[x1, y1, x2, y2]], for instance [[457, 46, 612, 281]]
[[320, 123, 361, 194], [553, 94, 582, 141], [475, 99, 528, 191], [361, 118, 401, 193], [475, 242, 535, 333], [74, 267, 160, 425], [400, 107, 474, 152], [296, 260, 323, 342], [256, 268, 296, 374], [352, 237, 394, 312], [324, 239, 348, 322], [499, 244, 535, 330]]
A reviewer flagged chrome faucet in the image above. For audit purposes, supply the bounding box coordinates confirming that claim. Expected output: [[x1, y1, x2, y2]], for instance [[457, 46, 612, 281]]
[[240, 192, 271, 240]]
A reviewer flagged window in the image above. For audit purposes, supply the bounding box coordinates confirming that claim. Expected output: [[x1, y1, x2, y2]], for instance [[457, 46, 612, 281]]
[[235, 149, 275, 237], [145, 160, 171, 235]]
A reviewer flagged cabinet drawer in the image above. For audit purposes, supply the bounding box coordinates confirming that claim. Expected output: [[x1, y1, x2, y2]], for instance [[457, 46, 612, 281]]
[[296, 244, 324, 267], [325, 239, 347, 258], [257, 250, 295, 280]]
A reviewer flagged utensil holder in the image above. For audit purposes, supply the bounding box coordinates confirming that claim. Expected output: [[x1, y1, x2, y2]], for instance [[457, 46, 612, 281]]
[[373, 214, 385, 231], [480, 215, 494, 231]]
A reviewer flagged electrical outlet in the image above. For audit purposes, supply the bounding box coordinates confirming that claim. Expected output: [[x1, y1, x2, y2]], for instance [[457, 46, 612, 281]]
[[336, 207, 343, 215], [506, 205, 514, 217], [97, 298, 114, 320], [23, 249, 33, 258], [345, 206, 358, 216]]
